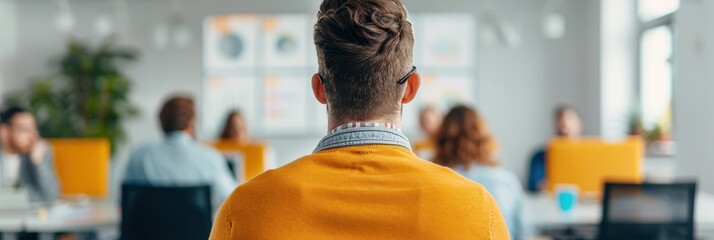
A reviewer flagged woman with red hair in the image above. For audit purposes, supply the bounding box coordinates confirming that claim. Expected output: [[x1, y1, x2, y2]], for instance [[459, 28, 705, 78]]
[[433, 105, 525, 239]]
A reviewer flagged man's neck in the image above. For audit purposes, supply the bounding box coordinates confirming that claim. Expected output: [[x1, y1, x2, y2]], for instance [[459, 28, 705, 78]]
[[0, 139, 14, 154], [327, 117, 402, 133]]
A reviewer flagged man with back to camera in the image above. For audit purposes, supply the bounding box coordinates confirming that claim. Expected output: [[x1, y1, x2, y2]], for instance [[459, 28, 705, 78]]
[[0, 106, 60, 203], [123, 95, 237, 210], [210, 0, 510, 239]]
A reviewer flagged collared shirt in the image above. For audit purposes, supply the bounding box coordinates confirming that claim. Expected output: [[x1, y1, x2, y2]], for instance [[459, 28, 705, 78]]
[[1, 151, 20, 188], [315, 122, 412, 152], [123, 132, 238, 209], [210, 122, 511, 239], [0, 145, 59, 203]]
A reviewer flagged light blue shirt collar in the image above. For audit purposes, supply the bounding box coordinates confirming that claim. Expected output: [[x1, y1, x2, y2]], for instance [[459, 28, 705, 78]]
[[314, 125, 412, 153], [165, 131, 192, 143]]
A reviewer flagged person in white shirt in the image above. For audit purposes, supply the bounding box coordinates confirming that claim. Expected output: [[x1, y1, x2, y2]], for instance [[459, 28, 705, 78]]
[[0, 106, 60, 203]]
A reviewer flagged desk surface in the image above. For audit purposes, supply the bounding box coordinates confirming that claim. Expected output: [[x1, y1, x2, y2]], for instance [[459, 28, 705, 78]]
[[0, 202, 118, 233], [23, 202, 118, 233], [524, 192, 714, 230], [0, 212, 24, 232]]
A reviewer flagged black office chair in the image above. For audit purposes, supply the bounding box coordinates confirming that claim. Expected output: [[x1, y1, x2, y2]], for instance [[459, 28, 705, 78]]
[[121, 184, 213, 240], [598, 181, 697, 240]]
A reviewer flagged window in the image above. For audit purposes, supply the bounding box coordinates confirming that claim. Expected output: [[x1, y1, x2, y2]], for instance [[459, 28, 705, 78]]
[[638, 0, 680, 21], [640, 26, 673, 133], [638, 0, 678, 151]]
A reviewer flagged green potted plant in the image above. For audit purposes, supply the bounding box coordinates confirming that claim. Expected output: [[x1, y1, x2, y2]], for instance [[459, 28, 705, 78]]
[[5, 38, 140, 154]]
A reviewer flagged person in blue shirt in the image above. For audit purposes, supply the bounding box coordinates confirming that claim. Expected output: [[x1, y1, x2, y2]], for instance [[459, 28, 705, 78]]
[[526, 105, 582, 193], [123, 95, 237, 209], [433, 105, 525, 239]]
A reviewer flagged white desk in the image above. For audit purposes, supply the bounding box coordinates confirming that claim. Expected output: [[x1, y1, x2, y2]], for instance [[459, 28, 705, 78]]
[[23, 202, 119, 240], [0, 203, 118, 240], [0, 210, 30, 240], [524, 192, 714, 232]]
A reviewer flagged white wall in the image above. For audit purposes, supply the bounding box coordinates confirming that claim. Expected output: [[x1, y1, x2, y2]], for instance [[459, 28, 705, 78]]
[[8, 0, 597, 187], [0, 0, 17, 100], [674, 0, 714, 193], [472, 0, 599, 179]]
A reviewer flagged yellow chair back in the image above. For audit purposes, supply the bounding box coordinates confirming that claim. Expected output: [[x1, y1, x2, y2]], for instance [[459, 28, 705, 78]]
[[412, 139, 435, 160], [49, 138, 110, 197], [546, 137, 644, 195], [212, 141, 268, 182]]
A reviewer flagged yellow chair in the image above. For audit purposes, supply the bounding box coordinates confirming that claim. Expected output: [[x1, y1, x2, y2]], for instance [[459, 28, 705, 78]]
[[49, 138, 110, 198], [546, 137, 644, 195], [412, 138, 435, 160], [211, 141, 269, 183]]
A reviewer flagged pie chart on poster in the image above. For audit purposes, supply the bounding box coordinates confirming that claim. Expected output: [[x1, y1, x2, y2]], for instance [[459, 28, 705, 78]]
[[276, 34, 298, 55], [218, 33, 244, 59]]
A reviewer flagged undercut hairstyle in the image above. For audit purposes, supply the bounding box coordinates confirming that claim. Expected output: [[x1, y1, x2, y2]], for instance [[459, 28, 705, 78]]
[[314, 0, 415, 122], [159, 96, 195, 134]]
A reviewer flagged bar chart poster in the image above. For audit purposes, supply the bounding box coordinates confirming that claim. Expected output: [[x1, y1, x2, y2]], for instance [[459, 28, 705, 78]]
[[419, 73, 474, 110], [419, 14, 476, 68], [262, 75, 308, 133], [202, 75, 257, 138]]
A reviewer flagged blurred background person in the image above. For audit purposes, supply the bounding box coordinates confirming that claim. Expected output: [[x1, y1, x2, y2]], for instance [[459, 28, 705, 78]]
[[527, 105, 583, 193], [219, 110, 251, 144], [413, 105, 443, 159], [0, 106, 59, 204], [123, 95, 237, 209], [433, 105, 524, 239]]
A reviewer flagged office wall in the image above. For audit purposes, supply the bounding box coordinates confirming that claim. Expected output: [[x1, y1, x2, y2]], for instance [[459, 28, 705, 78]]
[[0, 0, 17, 100], [9, 0, 598, 187], [675, 0, 714, 193]]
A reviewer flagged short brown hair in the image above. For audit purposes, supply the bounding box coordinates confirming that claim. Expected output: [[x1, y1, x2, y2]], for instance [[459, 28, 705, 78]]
[[314, 0, 414, 122], [554, 105, 579, 121], [433, 106, 499, 169], [159, 96, 195, 134]]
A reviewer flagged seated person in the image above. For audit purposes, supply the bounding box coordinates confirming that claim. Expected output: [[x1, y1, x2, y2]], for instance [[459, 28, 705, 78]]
[[0, 107, 60, 203], [209, 0, 509, 238], [433, 105, 525, 239], [123, 96, 237, 209], [412, 105, 442, 159], [527, 105, 582, 193], [218, 110, 251, 144]]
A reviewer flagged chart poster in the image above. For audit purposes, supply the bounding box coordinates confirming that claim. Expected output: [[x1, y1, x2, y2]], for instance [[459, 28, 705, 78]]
[[419, 14, 476, 67], [204, 15, 259, 69], [419, 73, 474, 110], [202, 75, 257, 138], [262, 15, 309, 67], [263, 75, 308, 132]]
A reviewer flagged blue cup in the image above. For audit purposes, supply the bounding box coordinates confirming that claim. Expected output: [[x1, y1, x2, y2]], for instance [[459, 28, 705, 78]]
[[556, 185, 579, 212]]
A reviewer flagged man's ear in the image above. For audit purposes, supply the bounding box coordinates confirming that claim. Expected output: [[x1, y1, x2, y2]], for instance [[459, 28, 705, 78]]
[[401, 72, 421, 104], [185, 118, 196, 138], [312, 73, 328, 104]]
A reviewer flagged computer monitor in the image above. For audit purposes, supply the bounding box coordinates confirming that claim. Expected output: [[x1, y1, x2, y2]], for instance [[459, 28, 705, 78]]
[[599, 182, 696, 240], [546, 137, 644, 195]]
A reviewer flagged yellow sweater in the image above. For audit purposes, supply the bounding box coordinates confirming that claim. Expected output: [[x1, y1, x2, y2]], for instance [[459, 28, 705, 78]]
[[210, 145, 510, 239]]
